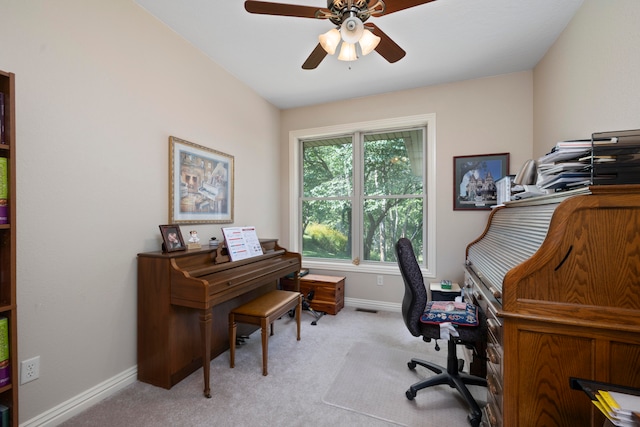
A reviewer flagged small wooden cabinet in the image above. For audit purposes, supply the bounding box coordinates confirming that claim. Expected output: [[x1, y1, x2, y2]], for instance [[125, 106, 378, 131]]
[[0, 70, 18, 426], [281, 274, 345, 315]]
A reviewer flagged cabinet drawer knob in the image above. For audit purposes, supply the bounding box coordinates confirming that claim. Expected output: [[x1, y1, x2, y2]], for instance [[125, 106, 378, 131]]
[[487, 318, 500, 334], [487, 346, 500, 365], [488, 286, 502, 299], [485, 402, 498, 427], [487, 373, 502, 395]]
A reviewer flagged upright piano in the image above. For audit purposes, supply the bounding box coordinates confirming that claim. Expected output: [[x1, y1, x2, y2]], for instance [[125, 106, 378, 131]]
[[137, 238, 300, 397], [464, 185, 640, 427]]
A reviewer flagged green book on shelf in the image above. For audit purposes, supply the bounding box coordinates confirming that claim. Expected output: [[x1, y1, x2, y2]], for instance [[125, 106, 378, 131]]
[[0, 317, 9, 387]]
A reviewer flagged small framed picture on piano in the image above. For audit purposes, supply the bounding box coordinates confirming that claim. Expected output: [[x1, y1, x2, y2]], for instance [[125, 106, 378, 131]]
[[159, 224, 186, 252]]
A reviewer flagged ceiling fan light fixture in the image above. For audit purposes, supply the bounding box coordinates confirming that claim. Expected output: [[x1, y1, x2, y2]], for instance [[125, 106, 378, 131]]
[[338, 42, 357, 61], [319, 28, 341, 55], [245, 0, 428, 69], [358, 29, 380, 56], [340, 16, 364, 44]]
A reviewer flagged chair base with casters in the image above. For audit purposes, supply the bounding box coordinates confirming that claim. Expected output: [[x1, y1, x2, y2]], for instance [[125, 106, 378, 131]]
[[405, 338, 487, 427], [289, 289, 325, 325], [395, 237, 487, 427]]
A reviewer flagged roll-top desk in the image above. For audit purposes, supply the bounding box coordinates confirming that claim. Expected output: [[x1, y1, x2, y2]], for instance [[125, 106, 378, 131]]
[[464, 185, 640, 427], [137, 239, 300, 397]]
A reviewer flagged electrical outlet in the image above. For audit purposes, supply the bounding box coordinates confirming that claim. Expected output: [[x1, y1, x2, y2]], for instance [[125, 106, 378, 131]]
[[377, 275, 383, 286], [20, 356, 40, 384]]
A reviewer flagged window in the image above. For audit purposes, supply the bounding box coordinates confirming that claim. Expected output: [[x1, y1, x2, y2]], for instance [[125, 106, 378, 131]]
[[288, 114, 436, 275]]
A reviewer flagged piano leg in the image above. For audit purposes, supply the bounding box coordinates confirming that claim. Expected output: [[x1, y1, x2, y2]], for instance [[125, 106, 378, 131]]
[[200, 309, 213, 398]]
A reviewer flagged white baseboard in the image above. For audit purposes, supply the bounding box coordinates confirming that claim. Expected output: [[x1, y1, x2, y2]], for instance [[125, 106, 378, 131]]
[[344, 297, 401, 313], [20, 366, 137, 427]]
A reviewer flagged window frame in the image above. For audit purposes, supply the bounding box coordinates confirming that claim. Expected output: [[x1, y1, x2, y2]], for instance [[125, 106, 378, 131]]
[[288, 114, 437, 276]]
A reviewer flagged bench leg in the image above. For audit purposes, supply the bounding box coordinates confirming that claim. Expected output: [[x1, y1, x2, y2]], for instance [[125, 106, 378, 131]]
[[229, 313, 236, 369], [296, 294, 302, 341], [261, 318, 269, 376]]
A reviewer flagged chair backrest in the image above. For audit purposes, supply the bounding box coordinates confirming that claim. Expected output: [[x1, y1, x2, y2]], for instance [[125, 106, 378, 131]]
[[395, 238, 428, 337]]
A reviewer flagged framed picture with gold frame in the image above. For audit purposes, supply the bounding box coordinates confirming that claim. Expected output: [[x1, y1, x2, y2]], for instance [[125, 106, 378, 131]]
[[169, 136, 234, 224]]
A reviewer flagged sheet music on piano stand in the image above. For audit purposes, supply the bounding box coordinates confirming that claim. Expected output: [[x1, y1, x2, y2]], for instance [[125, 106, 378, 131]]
[[221, 226, 264, 261]]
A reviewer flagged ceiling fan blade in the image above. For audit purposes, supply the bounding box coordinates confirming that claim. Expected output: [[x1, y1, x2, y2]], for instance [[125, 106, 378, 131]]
[[382, 0, 437, 15], [302, 44, 328, 70], [244, 1, 330, 19], [367, 24, 406, 63]]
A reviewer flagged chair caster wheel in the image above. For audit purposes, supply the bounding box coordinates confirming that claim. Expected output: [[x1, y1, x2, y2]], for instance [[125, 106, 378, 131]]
[[407, 361, 416, 370], [468, 414, 481, 427], [406, 389, 416, 401]]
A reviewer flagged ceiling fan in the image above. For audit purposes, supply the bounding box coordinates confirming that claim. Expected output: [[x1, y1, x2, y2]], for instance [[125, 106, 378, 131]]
[[244, 0, 438, 69]]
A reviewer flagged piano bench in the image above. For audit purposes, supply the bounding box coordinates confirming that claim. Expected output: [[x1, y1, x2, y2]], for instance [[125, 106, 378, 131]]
[[229, 290, 302, 376]]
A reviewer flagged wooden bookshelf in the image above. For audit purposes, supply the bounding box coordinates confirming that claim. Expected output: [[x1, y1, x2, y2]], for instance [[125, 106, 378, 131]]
[[0, 70, 18, 426]]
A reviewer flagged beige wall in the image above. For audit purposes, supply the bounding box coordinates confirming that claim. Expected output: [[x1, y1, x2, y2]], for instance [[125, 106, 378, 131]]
[[534, 0, 640, 157], [280, 71, 534, 305], [0, 0, 281, 423], [280, 0, 640, 308], [1, 0, 638, 424]]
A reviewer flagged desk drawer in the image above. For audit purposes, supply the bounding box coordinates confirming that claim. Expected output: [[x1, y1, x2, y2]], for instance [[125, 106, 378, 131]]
[[466, 268, 503, 427]]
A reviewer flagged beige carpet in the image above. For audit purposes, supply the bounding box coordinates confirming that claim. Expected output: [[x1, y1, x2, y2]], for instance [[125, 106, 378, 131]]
[[61, 308, 484, 426], [322, 342, 486, 427]]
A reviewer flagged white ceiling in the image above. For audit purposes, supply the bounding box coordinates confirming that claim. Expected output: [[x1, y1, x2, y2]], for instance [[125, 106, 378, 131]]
[[133, 0, 584, 110]]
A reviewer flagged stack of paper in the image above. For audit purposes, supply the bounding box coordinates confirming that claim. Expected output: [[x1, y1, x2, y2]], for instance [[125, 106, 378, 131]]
[[536, 140, 592, 190], [593, 390, 640, 426], [537, 139, 591, 165]]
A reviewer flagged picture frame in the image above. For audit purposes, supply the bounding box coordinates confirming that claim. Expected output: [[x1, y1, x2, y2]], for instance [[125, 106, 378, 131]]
[[169, 136, 234, 224], [159, 224, 186, 252], [453, 153, 509, 210]]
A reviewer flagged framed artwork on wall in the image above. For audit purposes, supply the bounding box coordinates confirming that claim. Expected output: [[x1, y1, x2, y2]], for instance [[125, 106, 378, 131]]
[[159, 224, 186, 252], [453, 152, 509, 210], [169, 136, 234, 224]]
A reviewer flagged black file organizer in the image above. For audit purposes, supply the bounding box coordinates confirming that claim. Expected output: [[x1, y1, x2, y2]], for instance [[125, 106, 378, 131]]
[[590, 130, 640, 185]]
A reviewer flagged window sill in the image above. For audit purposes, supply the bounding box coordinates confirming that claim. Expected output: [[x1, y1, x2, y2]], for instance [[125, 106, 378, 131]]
[[302, 259, 433, 277]]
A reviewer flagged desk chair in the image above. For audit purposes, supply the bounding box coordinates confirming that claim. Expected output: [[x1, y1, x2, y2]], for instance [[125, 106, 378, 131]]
[[395, 238, 487, 427]]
